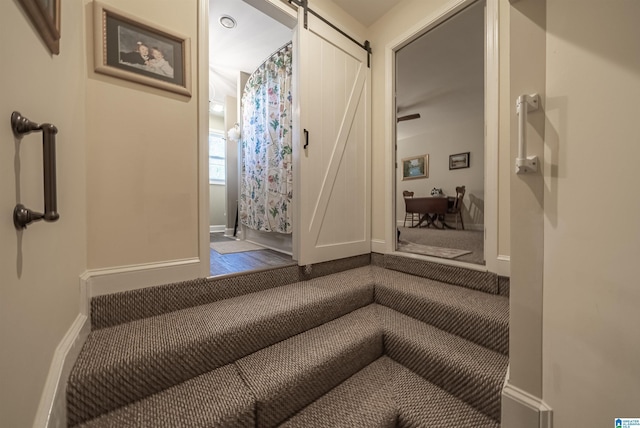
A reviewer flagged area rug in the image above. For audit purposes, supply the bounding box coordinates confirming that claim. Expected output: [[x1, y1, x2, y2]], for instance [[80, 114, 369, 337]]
[[210, 240, 264, 254], [397, 241, 471, 259]]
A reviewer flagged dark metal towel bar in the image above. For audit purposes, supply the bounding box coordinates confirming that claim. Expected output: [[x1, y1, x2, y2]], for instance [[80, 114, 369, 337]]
[[11, 111, 59, 229]]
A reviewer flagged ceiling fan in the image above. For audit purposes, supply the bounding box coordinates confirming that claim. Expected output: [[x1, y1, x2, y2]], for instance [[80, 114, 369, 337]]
[[397, 113, 421, 122]]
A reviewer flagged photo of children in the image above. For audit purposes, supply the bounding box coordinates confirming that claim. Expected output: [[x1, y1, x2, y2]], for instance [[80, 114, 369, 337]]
[[118, 27, 175, 79]]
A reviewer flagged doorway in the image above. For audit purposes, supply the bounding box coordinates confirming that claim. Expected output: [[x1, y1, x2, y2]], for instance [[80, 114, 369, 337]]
[[394, 0, 486, 266], [208, 0, 295, 276]]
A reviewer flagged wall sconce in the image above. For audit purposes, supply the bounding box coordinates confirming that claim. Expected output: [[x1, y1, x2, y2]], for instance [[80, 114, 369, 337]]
[[227, 123, 240, 142]]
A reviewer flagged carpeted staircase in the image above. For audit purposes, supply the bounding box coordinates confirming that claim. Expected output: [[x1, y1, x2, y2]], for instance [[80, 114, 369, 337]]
[[67, 254, 509, 427]]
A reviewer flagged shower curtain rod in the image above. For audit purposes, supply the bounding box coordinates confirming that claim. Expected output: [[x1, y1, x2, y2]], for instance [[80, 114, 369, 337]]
[[257, 42, 293, 70], [287, 0, 371, 67]]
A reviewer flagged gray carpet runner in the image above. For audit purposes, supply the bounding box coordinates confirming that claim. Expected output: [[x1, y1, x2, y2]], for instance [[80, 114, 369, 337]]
[[67, 259, 509, 427]]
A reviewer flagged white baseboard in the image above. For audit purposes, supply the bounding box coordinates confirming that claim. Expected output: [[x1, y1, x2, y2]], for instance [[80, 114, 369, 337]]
[[502, 381, 553, 428], [371, 239, 387, 254], [83, 258, 201, 298], [209, 225, 225, 233], [496, 254, 511, 277], [33, 313, 90, 428]]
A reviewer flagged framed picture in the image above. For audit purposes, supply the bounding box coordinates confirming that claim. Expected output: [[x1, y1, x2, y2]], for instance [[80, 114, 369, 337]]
[[93, 2, 191, 97], [402, 154, 429, 180], [18, 0, 61, 55], [449, 152, 470, 170]]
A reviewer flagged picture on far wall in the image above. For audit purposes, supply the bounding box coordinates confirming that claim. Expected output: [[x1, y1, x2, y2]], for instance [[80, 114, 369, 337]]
[[402, 154, 429, 180], [449, 152, 470, 170]]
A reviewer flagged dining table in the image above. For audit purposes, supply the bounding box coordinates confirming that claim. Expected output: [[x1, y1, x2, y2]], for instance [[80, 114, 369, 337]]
[[404, 196, 455, 229]]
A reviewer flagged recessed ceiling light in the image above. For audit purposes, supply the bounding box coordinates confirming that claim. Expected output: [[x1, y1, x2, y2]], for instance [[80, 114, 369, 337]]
[[219, 15, 236, 29], [209, 101, 224, 113]]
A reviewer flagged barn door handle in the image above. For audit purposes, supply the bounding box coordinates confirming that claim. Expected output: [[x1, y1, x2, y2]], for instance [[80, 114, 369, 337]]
[[304, 128, 309, 149], [11, 111, 60, 230]]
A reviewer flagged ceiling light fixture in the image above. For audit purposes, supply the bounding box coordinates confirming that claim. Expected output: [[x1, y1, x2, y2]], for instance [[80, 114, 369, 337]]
[[219, 15, 236, 29]]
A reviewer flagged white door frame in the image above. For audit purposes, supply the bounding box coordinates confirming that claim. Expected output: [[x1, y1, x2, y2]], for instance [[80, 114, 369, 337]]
[[198, 0, 211, 278], [383, 0, 507, 276]]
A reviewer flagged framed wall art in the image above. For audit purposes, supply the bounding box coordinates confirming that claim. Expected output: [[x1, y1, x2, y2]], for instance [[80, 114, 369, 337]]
[[93, 2, 191, 97], [449, 152, 470, 170], [402, 154, 429, 180], [18, 0, 61, 55]]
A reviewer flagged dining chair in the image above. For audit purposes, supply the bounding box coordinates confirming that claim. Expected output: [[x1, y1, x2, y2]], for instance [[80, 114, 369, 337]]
[[402, 190, 419, 227], [445, 186, 466, 230]]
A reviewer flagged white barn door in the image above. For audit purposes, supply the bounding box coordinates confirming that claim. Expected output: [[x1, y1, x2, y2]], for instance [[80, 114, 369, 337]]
[[295, 11, 371, 266]]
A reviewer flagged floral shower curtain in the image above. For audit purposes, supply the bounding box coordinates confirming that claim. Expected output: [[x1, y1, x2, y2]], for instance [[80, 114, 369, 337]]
[[240, 43, 293, 233]]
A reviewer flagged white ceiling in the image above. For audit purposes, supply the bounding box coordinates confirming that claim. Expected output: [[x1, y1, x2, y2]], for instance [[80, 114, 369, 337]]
[[209, 0, 292, 111], [395, 1, 484, 140]]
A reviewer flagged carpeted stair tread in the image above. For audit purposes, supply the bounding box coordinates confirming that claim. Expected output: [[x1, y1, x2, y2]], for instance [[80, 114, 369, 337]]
[[73, 364, 254, 428], [68, 268, 375, 426], [393, 362, 500, 428], [381, 253, 499, 294], [235, 305, 383, 428], [373, 267, 509, 354], [91, 255, 372, 330], [280, 356, 397, 428], [91, 265, 300, 330], [380, 305, 507, 421]]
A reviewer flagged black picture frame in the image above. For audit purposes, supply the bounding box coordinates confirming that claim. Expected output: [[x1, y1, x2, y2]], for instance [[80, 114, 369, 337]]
[[18, 0, 61, 55], [449, 152, 470, 170], [93, 2, 191, 97]]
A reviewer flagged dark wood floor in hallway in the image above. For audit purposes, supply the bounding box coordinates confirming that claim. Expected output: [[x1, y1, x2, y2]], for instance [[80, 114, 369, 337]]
[[209, 232, 295, 276]]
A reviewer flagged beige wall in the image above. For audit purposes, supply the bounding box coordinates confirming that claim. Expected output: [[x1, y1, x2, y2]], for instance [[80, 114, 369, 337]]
[[396, 124, 484, 228], [0, 2, 87, 426], [209, 114, 226, 227], [310, 0, 367, 41], [86, 0, 199, 269], [209, 184, 226, 226], [542, 0, 640, 425]]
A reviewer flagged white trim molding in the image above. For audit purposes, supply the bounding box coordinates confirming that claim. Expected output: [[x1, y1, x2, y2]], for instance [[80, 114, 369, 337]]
[[198, 0, 212, 279], [371, 238, 386, 254], [497, 254, 511, 277], [83, 258, 201, 297], [502, 381, 553, 428], [33, 314, 90, 428], [209, 225, 226, 233]]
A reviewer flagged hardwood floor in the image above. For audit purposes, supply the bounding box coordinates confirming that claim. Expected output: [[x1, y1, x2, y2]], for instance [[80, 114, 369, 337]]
[[209, 233, 295, 277]]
